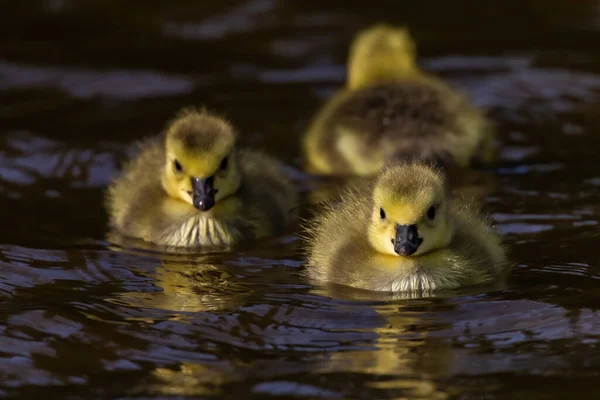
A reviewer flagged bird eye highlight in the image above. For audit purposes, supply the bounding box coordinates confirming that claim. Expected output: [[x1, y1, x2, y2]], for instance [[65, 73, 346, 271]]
[[219, 156, 228, 171], [380, 207, 386, 220], [174, 159, 183, 172], [427, 206, 436, 220]]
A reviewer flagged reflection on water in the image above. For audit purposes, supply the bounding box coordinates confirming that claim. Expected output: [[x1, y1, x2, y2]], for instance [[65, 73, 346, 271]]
[[2, 0, 600, 398], [113, 258, 255, 314]]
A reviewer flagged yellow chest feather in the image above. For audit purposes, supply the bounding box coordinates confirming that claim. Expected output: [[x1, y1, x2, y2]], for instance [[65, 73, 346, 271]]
[[157, 214, 237, 247], [154, 197, 242, 247], [371, 251, 466, 292]]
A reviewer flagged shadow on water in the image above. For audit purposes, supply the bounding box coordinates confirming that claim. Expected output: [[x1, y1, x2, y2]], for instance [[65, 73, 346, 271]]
[[2, 0, 600, 398]]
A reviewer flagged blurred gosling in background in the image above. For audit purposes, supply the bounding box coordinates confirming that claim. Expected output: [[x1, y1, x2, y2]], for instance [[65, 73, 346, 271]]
[[303, 24, 496, 176]]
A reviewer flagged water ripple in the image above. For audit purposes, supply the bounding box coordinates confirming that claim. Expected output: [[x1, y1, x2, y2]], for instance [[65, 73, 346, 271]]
[[0, 61, 195, 100]]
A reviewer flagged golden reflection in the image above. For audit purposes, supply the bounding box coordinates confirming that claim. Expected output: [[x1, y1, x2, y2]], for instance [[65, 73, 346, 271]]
[[151, 364, 225, 397], [308, 284, 457, 399], [149, 359, 317, 397], [114, 259, 251, 316], [106, 234, 252, 316]]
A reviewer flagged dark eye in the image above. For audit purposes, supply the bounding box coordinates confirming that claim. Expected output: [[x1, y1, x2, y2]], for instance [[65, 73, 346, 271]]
[[174, 159, 183, 172], [380, 207, 386, 220], [427, 206, 436, 220], [219, 156, 228, 171]]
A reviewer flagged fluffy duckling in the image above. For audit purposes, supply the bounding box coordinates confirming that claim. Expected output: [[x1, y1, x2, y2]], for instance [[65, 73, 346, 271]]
[[106, 108, 297, 247], [303, 24, 495, 176], [305, 163, 507, 292]]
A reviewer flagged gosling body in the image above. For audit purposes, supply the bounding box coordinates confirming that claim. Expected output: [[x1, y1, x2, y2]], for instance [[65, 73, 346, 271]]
[[303, 25, 495, 176], [107, 109, 297, 247], [305, 164, 507, 292]]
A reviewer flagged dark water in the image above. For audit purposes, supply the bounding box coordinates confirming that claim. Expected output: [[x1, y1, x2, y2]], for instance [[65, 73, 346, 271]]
[[2, 0, 600, 398]]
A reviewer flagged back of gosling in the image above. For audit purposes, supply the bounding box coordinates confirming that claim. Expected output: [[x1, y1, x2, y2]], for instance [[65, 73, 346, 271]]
[[106, 108, 297, 248], [302, 24, 496, 176], [304, 163, 508, 293]]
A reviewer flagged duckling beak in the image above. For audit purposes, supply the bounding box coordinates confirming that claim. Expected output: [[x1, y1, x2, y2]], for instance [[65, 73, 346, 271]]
[[191, 176, 216, 211], [394, 224, 423, 256]]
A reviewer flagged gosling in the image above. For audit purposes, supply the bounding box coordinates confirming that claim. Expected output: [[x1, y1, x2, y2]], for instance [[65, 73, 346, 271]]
[[106, 109, 297, 247], [303, 24, 495, 176], [305, 164, 507, 292]]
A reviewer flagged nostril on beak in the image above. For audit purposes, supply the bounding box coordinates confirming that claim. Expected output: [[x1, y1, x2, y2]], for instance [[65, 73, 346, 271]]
[[393, 224, 422, 256]]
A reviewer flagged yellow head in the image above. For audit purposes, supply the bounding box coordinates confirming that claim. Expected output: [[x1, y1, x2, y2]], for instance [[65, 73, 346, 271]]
[[367, 164, 453, 257], [161, 109, 241, 212], [347, 24, 419, 90]]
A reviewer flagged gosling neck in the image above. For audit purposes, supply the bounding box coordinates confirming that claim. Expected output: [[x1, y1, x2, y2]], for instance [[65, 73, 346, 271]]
[[347, 58, 421, 90]]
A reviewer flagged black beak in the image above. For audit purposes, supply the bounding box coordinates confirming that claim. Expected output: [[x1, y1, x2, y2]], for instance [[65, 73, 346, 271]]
[[191, 176, 216, 211], [394, 224, 423, 256]]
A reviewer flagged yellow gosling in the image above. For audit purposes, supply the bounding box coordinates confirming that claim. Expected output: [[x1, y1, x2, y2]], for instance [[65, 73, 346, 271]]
[[106, 108, 297, 247], [303, 24, 496, 176], [305, 163, 508, 292]]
